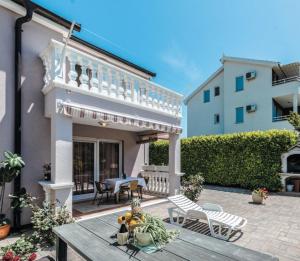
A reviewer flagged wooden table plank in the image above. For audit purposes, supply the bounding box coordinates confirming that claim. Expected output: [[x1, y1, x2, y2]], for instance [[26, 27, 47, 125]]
[[163, 222, 278, 261], [100, 212, 278, 261], [54, 212, 279, 261], [95, 214, 233, 261], [53, 223, 139, 261], [78, 217, 186, 261]]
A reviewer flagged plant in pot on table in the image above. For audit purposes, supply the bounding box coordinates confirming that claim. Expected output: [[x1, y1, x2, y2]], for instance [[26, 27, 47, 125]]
[[252, 188, 268, 204], [117, 198, 179, 252], [0, 151, 25, 239]]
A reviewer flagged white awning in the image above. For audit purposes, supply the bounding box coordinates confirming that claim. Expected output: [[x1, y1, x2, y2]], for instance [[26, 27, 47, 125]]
[[58, 102, 182, 134]]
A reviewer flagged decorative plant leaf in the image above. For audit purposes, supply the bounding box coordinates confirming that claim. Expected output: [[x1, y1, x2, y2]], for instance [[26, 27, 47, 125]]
[[134, 214, 179, 247]]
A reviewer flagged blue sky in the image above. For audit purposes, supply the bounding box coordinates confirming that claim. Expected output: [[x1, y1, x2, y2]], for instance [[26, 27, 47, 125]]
[[34, 0, 300, 137]]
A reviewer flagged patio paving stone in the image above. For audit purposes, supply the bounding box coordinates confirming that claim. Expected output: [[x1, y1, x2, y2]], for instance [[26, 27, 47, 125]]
[[142, 185, 300, 261]]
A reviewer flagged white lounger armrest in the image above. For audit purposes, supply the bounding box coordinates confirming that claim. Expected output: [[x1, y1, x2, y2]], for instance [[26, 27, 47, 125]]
[[202, 203, 223, 212]]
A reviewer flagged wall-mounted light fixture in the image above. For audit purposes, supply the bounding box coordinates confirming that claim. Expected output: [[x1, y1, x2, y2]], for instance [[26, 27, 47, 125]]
[[98, 121, 108, 127]]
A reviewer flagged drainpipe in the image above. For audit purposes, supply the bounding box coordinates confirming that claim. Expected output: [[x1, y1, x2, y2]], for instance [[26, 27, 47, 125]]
[[14, 0, 34, 231]]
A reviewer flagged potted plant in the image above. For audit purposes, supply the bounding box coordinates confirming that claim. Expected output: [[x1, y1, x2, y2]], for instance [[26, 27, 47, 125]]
[[252, 188, 268, 204], [286, 180, 294, 192], [133, 214, 179, 249], [181, 173, 204, 202], [0, 151, 25, 239]]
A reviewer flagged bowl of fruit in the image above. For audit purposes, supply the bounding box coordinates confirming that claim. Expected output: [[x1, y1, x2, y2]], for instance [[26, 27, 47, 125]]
[[117, 198, 145, 232]]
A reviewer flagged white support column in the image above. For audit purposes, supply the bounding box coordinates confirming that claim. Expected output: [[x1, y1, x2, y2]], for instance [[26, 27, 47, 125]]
[[168, 133, 182, 196], [293, 93, 298, 113], [50, 112, 73, 213], [144, 143, 149, 165]]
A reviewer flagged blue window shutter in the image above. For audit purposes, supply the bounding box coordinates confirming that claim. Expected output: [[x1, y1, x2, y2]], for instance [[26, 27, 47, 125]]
[[236, 76, 244, 92], [203, 90, 210, 103], [236, 107, 244, 123]]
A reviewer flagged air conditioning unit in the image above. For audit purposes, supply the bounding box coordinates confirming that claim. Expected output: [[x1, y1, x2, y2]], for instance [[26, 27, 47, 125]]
[[246, 104, 257, 113], [246, 71, 256, 80]]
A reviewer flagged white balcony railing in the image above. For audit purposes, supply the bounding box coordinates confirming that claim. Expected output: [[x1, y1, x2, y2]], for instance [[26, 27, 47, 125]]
[[272, 76, 300, 86], [40, 39, 182, 117], [141, 165, 169, 195], [272, 115, 289, 122]]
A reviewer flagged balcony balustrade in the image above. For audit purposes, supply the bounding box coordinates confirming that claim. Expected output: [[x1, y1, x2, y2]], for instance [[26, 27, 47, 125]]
[[141, 165, 170, 195], [272, 76, 300, 86], [40, 40, 182, 117], [272, 115, 289, 122]]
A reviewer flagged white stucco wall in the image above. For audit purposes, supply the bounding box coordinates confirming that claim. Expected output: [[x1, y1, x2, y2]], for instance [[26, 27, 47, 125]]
[[0, 6, 66, 224], [187, 71, 224, 136]]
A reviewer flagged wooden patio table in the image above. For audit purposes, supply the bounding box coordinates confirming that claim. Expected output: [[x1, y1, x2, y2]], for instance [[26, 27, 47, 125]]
[[53, 212, 278, 261], [105, 177, 147, 203]]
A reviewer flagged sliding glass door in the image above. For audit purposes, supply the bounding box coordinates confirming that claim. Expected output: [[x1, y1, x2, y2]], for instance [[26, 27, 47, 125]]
[[73, 141, 96, 198], [73, 139, 121, 201], [99, 141, 120, 181]]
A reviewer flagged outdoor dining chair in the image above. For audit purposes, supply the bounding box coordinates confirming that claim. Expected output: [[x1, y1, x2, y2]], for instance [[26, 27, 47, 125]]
[[120, 180, 142, 199], [93, 181, 112, 206]]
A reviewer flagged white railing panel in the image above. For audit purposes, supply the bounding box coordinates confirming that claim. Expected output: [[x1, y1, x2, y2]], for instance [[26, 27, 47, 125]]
[[142, 171, 169, 195], [141, 165, 170, 195], [40, 39, 183, 117]]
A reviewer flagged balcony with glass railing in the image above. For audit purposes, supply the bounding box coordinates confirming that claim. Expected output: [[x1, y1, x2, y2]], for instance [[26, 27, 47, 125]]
[[40, 39, 183, 117]]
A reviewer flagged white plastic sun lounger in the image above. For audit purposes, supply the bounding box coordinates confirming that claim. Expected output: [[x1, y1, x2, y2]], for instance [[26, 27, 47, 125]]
[[168, 194, 247, 240]]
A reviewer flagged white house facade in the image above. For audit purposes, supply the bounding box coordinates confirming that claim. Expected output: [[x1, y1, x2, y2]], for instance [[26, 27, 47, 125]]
[[185, 55, 300, 136], [0, 0, 183, 226]]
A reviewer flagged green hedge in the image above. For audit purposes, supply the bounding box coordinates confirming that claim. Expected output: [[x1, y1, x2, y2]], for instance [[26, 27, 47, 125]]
[[149, 130, 297, 191]]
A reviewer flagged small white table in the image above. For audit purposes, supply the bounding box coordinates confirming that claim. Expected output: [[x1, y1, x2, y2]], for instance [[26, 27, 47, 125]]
[[104, 177, 147, 202]]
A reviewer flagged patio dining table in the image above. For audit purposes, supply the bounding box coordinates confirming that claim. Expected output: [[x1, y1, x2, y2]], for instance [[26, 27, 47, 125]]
[[105, 177, 147, 203], [54, 212, 279, 261]]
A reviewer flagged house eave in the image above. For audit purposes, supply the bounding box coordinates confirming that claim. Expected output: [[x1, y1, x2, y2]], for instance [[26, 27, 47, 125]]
[[11, 0, 81, 31], [220, 55, 278, 67]]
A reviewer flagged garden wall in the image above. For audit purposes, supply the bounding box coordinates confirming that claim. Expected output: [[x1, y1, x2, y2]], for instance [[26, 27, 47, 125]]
[[149, 130, 297, 191]]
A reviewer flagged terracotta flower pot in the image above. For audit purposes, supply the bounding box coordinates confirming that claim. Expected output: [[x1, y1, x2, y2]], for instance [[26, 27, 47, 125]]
[[252, 192, 263, 204], [135, 232, 153, 246], [0, 224, 11, 239]]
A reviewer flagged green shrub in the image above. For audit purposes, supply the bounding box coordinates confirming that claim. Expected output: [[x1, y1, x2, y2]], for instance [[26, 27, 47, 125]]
[[31, 201, 74, 246], [150, 130, 297, 191], [181, 172, 204, 201]]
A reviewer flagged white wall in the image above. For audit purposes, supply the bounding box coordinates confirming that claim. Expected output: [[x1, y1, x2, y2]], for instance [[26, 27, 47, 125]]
[[224, 61, 271, 133], [223, 60, 299, 133], [187, 71, 224, 136]]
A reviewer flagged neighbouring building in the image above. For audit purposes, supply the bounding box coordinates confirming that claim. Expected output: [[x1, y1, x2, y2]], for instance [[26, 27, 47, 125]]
[[184, 55, 300, 136], [0, 0, 183, 225]]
